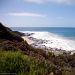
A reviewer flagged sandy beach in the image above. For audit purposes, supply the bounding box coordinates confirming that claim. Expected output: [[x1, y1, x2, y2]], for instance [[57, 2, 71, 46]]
[[22, 36, 34, 45]]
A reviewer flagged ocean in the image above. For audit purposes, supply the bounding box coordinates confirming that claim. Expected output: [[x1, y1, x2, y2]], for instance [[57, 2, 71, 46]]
[[10, 27, 75, 51]]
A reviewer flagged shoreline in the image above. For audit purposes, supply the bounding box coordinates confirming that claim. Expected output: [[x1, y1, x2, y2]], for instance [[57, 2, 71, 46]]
[[22, 36, 75, 55], [21, 32, 75, 55]]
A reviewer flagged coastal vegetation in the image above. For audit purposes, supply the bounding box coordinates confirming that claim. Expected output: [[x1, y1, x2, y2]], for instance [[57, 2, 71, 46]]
[[0, 22, 75, 75]]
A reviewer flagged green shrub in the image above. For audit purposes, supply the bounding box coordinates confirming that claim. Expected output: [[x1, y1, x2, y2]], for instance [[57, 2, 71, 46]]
[[0, 50, 62, 75], [0, 50, 30, 74]]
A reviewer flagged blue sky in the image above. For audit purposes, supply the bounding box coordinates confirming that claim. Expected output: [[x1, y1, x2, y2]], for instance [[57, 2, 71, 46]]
[[0, 0, 75, 27]]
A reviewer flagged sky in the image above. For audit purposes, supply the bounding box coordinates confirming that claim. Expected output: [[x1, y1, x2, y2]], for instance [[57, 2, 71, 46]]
[[0, 0, 75, 27]]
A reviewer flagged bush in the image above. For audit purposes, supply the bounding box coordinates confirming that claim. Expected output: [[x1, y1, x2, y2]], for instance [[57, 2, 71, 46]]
[[0, 50, 30, 74], [0, 50, 62, 75]]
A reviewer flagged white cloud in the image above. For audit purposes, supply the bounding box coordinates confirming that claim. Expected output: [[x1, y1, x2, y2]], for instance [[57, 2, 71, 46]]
[[24, 0, 44, 3], [24, 0, 74, 4], [56, 17, 63, 19], [5, 12, 46, 17]]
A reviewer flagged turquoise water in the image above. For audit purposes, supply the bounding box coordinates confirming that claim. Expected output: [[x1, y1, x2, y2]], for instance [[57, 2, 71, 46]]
[[10, 27, 75, 40]]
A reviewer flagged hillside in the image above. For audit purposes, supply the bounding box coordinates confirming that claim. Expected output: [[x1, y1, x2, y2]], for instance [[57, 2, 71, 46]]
[[0, 22, 75, 75], [0, 22, 24, 42]]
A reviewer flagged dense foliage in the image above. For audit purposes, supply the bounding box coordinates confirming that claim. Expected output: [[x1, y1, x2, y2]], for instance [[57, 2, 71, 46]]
[[0, 50, 61, 75], [0, 22, 75, 75]]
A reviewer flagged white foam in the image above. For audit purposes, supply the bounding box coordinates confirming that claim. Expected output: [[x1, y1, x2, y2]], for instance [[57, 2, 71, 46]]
[[22, 31, 75, 51]]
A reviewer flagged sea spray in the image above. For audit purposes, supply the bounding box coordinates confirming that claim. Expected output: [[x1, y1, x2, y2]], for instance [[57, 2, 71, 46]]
[[21, 31, 75, 51]]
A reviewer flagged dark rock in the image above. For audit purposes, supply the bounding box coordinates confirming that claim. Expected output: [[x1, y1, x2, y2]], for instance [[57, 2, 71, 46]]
[[24, 33, 34, 36], [13, 31, 25, 36]]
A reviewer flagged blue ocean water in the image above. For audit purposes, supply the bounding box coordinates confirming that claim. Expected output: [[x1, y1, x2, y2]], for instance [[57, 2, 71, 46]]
[[10, 27, 75, 40], [10, 27, 75, 51]]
